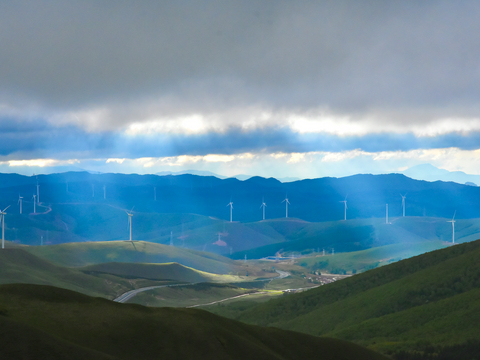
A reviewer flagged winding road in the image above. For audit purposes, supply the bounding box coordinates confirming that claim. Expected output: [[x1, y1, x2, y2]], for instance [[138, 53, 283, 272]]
[[114, 283, 195, 303], [113, 270, 290, 303]]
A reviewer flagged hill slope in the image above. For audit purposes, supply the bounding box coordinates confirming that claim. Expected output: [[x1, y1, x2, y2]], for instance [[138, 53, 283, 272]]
[[81, 262, 218, 283], [26, 241, 243, 275], [0, 284, 388, 360], [233, 239, 480, 355], [0, 248, 134, 298]]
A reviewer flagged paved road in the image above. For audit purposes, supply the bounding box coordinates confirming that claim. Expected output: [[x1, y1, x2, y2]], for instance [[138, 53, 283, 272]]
[[113, 270, 291, 303], [274, 270, 289, 279], [114, 283, 195, 303]]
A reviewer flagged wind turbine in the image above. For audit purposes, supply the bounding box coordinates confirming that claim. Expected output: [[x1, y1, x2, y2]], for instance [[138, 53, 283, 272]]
[[340, 196, 347, 221], [447, 211, 456, 244], [18, 195, 23, 214], [400, 193, 407, 217], [386, 204, 389, 224], [282, 195, 290, 218], [92, 184, 95, 197], [227, 201, 233, 222], [36, 180, 40, 204], [103, 185, 106, 199], [125, 207, 134, 241], [260, 197, 267, 220], [1, 206, 10, 249], [32, 195, 36, 213]]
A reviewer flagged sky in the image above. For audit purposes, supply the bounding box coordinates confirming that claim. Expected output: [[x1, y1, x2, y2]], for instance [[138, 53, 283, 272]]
[[2, 1, 480, 179]]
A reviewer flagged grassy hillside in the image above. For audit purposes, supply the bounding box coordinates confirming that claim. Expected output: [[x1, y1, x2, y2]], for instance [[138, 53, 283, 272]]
[[297, 240, 448, 274], [81, 262, 241, 284], [229, 239, 480, 356], [231, 216, 466, 260], [0, 284, 388, 360], [0, 248, 136, 299], [26, 240, 247, 275], [126, 283, 263, 308]]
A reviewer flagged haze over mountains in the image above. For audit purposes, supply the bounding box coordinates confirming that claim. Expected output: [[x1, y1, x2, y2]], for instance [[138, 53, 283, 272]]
[[3, 163, 480, 185], [2, 171, 480, 257]]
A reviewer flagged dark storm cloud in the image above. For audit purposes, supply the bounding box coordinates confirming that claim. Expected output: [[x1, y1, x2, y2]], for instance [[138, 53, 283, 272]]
[[2, 118, 480, 160], [1, 0, 480, 116]]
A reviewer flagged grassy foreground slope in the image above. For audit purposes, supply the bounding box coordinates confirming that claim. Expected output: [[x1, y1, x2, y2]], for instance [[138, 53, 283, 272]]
[[26, 240, 246, 275], [234, 239, 480, 354], [0, 284, 388, 360]]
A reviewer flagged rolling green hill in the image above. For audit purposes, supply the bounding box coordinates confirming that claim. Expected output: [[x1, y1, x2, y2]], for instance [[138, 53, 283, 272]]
[[228, 239, 480, 356], [0, 248, 135, 299], [26, 240, 245, 275], [0, 284, 389, 360], [297, 240, 448, 274], [80, 262, 239, 283]]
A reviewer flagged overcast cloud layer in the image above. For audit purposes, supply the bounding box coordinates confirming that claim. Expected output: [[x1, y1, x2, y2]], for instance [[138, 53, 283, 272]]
[[2, 1, 480, 176]]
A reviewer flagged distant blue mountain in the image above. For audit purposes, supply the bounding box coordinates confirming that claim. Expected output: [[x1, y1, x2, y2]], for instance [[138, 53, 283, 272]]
[[402, 163, 479, 186], [0, 171, 478, 223]]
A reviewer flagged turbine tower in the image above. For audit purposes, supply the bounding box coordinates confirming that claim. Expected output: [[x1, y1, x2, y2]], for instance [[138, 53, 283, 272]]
[[447, 211, 456, 244], [1, 206, 10, 249], [260, 197, 267, 220], [103, 185, 106, 199], [18, 195, 23, 214], [386, 204, 389, 224], [282, 195, 290, 218], [401, 193, 407, 217], [92, 184, 95, 197], [227, 202, 233, 222], [340, 196, 347, 221], [36, 181, 40, 204], [32, 195, 36, 213], [125, 207, 134, 241]]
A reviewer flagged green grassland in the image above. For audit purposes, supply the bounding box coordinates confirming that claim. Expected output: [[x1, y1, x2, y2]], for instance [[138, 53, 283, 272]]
[[226, 239, 480, 357], [127, 283, 260, 307], [0, 283, 389, 360], [297, 240, 448, 274], [232, 216, 468, 260], [80, 262, 241, 284], [0, 248, 137, 299], [25, 240, 250, 275]]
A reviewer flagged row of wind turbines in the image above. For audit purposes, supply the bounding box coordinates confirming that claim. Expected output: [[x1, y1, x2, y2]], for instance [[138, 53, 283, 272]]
[[0, 185, 458, 248], [227, 195, 291, 222], [1, 181, 42, 249]]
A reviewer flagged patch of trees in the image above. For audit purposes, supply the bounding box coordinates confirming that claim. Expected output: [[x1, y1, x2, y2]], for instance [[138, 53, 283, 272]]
[[393, 340, 480, 360]]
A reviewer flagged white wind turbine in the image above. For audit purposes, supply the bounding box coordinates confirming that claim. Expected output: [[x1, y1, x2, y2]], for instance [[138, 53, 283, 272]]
[[340, 196, 347, 221], [18, 195, 23, 214], [386, 204, 389, 224], [36, 177, 40, 204], [126, 207, 134, 241], [400, 193, 407, 217], [32, 195, 36, 213], [447, 211, 456, 244], [1, 206, 10, 249], [103, 185, 106, 199], [227, 201, 233, 222], [260, 197, 267, 220], [282, 195, 290, 218]]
